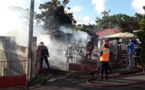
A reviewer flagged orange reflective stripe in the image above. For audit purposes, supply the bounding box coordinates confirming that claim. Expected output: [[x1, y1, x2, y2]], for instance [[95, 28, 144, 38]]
[[100, 48, 110, 62]]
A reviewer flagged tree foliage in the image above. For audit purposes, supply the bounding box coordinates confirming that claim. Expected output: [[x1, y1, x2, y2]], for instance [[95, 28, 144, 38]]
[[96, 10, 144, 32], [75, 25, 89, 31], [36, 0, 76, 30], [117, 13, 142, 32], [96, 10, 112, 30], [136, 6, 145, 64]]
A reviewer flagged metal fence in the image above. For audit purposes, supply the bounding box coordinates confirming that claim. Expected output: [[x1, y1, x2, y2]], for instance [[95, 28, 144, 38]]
[[0, 60, 28, 89], [0, 60, 27, 76]]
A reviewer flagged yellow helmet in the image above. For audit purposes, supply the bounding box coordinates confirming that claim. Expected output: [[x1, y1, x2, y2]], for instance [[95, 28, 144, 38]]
[[69, 44, 72, 47]]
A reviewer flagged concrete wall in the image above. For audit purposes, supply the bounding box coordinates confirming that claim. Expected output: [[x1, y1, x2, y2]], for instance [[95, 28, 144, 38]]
[[0, 36, 28, 76]]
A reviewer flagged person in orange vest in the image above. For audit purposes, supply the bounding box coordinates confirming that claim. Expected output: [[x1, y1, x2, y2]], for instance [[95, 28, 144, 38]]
[[97, 43, 112, 81], [36, 41, 50, 72]]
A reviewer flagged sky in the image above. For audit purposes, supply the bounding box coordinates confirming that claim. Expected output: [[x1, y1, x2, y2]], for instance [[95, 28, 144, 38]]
[[2, 0, 145, 25]]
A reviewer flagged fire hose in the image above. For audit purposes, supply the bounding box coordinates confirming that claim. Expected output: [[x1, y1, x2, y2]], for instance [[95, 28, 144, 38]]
[[86, 65, 145, 87]]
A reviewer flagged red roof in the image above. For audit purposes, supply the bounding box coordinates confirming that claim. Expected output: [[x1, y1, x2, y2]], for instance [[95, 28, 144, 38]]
[[96, 29, 120, 39]]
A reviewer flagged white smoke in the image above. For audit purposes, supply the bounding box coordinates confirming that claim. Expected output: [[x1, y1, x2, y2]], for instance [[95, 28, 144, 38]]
[[37, 27, 90, 70], [60, 26, 89, 46], [0, 0, 29, 46], [0, 1, 90, 70]]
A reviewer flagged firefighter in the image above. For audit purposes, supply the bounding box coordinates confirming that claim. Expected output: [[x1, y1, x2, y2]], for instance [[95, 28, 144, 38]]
[[85, 39, 94, 60], [36, 41, 50, 72], [90, 46, 100, 77], [97, 43, 112, 81], [65, 44, 74, 63], [134, 44, 141, 66]]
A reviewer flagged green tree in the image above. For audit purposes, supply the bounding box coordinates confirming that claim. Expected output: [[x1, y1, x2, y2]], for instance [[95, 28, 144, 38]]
[[117, 13, 142, 32], [36, 0, 76, 30], [136, 6, 145, 64], [96, 10, 111, 30], [75, 25, 89, 31], [95, 11, 143, 32]]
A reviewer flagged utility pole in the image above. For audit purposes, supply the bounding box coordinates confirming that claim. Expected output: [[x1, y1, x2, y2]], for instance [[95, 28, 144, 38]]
[[28, 0, 35, 81]]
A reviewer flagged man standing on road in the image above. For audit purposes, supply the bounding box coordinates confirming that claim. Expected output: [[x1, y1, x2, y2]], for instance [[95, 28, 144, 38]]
[[127, 39, 135, 69]]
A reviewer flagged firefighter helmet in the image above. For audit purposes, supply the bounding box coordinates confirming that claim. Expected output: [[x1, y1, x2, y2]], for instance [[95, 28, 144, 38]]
[[69, 44, 72, 47], [104, 40, 109, 46], [40, 41, 44, 45]]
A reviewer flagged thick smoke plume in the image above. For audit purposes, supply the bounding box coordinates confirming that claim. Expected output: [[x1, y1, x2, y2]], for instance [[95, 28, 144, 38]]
[[36, 26, 90, 70], [0, 1, 29, 46], [0, 1, 90, 70]]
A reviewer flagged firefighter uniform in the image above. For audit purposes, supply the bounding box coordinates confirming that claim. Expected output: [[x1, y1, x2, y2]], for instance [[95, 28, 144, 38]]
[[134, 45, 141, 66], [86, 40, 94, 60], [98, 47, 111, 80], [36, 42, 50, 71], [65, 44, 74, 63]]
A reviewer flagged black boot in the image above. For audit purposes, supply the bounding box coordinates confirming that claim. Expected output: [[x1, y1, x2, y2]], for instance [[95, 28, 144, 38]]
[[41, 78, 48, 85], [90, 70, 97, 77], [105, 75, 108, 81], [97, 75, 103, 81]]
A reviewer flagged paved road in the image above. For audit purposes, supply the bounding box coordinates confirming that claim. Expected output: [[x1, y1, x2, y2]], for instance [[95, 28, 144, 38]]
[[28, 74, 145, 90], [4, 74, 145, 90], [4, 66, 145, 90]]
